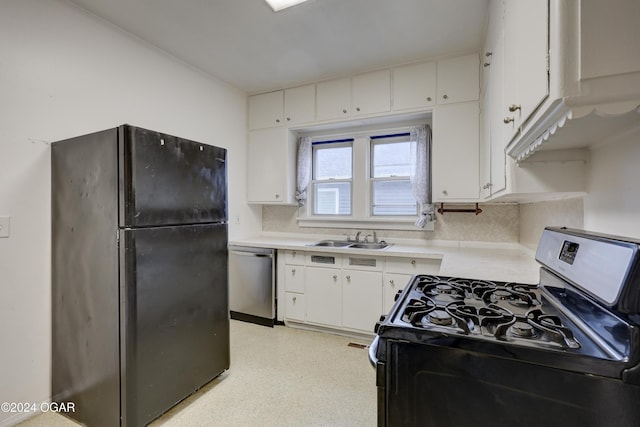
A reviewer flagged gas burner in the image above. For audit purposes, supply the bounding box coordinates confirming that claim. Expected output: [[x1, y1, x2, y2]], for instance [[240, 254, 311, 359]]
[[419, 278, 469, 301], [510, 322, 536, 338], [526, 310, 580, 349], [434, 284, 456, 294], [480, 285, 540, 309], [426, 310, 453, 326]]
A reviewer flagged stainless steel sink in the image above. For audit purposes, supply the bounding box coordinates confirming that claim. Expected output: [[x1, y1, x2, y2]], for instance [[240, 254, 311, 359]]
[[347, 242, 391, 250], [308, 240, 391, 250], [309, 240, 353, 247]]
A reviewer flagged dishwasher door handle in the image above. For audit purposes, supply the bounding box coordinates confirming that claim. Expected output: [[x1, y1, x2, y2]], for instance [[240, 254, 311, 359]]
[[229, 250, 273, 258]]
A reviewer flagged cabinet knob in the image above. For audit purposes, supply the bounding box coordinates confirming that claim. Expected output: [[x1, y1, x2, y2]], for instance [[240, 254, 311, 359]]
[[483, 62, 491, 67], [276, 119, 280, 123], [275, 194, 280, 198], [427, 97, 432, 102], [293, 296, 297, 303], [342, 109, 347, 114], [390, 280, 395, 286], [356, 107, 360, 112], [286, 117, 291, 121], [503, 117, 515, 124], [332, 275, 338, 280], [292, 251, 296, 256], [508, 104, 521, 112], [442, 190, 448, 196], [291, 268, 296, 275], [482, 182, 493, 190], [485, 51, 493, 57], [411, 259, 416, 265], [346, 275, 351, 282], [443, 94, 448, 100]]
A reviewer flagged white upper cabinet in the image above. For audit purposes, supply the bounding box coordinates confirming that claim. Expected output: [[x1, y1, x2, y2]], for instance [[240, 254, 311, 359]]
[[505, 0, 640, 162], [248, 91, 284, 129], [316, 77, 352, 121], [502, 0, 549, 139], [284, 84, 315, 126], [351, 69, 391, 116], [249, 85, 315, 129], [432, 102, 480, 201], [247, 127, 297, 204], [437, 54, 480, 104], [316, 71, 391, 121], [393, 61, 437, 111]]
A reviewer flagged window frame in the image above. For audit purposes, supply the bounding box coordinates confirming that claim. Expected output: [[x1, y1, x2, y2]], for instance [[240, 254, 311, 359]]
[[298, 122, 433, 231], [369, 134, 418, 217], [310, 139, 354, 216]]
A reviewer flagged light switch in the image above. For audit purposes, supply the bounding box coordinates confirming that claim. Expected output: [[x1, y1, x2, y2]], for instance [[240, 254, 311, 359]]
[[0, 216, 10, 238]]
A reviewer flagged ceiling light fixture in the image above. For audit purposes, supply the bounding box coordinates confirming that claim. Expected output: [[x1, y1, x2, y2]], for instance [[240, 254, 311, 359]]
[[265, 0, 310, 12]]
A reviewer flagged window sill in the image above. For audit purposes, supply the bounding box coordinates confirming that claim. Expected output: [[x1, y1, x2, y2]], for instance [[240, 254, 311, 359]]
[[296, 216, 435, 231]]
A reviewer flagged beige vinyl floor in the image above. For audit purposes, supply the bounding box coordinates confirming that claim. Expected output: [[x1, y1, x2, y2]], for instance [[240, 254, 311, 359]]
[[19, 320, 377, 427]]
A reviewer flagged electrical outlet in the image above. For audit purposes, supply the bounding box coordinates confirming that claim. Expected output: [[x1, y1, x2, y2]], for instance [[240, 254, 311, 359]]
[[0, 216, 9, 238]]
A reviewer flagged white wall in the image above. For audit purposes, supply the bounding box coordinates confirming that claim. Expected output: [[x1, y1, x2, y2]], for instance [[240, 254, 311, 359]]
[[584, 129, 640, 239], [0, 0, 259, 424]]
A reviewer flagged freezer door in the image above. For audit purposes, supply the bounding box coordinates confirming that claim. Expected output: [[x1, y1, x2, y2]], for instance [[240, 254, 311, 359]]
[[119, 125, 227, 227], [120, 223, 229, 427]]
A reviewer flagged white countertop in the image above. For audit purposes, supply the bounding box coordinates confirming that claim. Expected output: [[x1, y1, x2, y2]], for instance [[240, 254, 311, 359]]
[[230, 234, 541, 284]]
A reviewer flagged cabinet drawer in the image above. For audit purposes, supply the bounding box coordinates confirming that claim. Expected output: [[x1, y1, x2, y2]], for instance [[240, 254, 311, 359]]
[[306, 252, 342, 268], [284, 264, 305, 293], [283, 249, 305, 265], [344, 255, 384, 272], [285, 292, 305, 321], [385, 257, 441, 275]]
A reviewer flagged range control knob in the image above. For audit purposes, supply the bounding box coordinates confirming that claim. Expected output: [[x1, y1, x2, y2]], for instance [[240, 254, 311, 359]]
[[394, 290, 403, 301], [374, 315, 387, 333]]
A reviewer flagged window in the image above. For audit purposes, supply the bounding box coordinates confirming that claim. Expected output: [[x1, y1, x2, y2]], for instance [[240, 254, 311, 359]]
[[370, 135, 417, 216], [302, 125, 427, 229], [312, 140, 353, 215]]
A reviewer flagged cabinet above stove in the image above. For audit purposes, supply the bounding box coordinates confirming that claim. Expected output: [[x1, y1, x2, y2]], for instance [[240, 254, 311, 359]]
[[498, 0, 640, 163]]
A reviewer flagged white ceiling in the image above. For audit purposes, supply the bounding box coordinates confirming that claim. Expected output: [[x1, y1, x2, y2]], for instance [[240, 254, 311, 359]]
[[67, 0, 489, 94]]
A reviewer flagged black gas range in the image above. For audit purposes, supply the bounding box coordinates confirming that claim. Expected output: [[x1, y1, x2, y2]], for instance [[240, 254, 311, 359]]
[[370, 227, 640, 427]]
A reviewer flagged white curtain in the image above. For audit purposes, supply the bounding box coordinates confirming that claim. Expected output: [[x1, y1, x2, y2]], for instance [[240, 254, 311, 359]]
[[410, 125, 435, 228], [295, 136, 312, 206]]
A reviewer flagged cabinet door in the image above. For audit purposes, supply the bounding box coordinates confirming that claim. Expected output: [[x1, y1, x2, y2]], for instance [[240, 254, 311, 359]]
[[432, 102, 480, 201], [503, 0, 548, 134], [383, 273, 412, 314], [284, 264, 305, 293], [305, 266, 342, 327], [393, 61, 437, 111], [284, 84, 315, 125], [352, 70, 390, 116], [342, 270, 383, 333], [248, 91, 283, 129], [437, 54, 480, 104], [247, 128, 291, 203], [285, 292, 305, 321], [316, 77, 351, 121]]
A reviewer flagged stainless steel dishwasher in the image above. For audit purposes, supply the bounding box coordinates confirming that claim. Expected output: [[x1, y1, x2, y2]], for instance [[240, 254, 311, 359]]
[[228, 245, 276, 327]]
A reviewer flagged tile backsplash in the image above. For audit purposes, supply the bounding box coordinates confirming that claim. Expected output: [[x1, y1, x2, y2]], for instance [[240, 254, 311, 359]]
[[262, 204, 520, 243]]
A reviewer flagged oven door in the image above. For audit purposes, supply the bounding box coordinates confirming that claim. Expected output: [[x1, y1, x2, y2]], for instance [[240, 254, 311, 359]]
[[377, 339, 640, 427]]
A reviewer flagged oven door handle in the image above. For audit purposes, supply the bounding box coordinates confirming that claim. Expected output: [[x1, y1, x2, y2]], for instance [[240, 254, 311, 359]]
[[368, 336, 379, 368]]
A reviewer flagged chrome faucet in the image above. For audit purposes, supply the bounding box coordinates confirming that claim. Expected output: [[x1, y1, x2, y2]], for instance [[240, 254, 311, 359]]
[[354, 231, 362, 242]]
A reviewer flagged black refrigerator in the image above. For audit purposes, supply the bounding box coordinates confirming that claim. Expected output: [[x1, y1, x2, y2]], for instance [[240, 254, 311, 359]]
[[51, 125, 230, 427]]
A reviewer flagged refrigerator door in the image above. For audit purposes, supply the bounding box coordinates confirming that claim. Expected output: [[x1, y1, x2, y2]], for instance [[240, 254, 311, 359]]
[[120, 223, 229, 427], [119, 125, 227, 227]]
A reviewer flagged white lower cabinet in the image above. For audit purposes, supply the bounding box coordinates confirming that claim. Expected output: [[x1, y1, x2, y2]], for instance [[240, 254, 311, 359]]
[[305, 266, 342, 327], [383, 273, 412, 314], [342, 270, 383, 333], [281, 251, 442, 334], [284, 292, 305, 321]]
